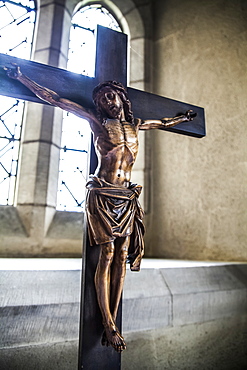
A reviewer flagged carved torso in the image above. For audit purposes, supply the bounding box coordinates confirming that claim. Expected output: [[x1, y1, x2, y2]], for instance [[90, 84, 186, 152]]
[[94, 119, 139, 187]]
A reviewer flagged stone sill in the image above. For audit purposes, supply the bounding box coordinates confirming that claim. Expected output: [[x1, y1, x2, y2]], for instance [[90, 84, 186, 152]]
[[0, 257, 238, 270], [0, 206, 84, 239], [0, 259, 246, 348]]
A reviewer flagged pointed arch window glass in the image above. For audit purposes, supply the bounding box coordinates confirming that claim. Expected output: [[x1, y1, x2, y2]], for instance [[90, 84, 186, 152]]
[[56, 4, 121, 211], [0, 0, 36, 205]]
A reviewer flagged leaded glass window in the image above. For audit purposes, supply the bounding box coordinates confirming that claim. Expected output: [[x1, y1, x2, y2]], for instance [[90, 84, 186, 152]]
[[56, 4, 121, 212], [0, 0, 36, 205]]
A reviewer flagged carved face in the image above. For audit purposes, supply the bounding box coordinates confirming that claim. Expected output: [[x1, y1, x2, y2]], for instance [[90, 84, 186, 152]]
[[96, 88, 123, 119]]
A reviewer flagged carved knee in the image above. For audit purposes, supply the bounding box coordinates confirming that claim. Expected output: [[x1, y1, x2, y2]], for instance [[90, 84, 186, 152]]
[[119, 248, 128, 264], [102, 243, 115, 263]]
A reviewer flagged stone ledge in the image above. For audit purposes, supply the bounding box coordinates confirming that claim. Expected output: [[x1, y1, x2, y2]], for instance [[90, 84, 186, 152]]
[[0, 261, 246, 349], [0, 206, 27, 236], [0, 340, 79, 370], [46, 211, 84, 239], [123, 264, 247, 332], [1, 303, 80, 347], [0, 206, 83, 240], [0, 207, 84, 256]]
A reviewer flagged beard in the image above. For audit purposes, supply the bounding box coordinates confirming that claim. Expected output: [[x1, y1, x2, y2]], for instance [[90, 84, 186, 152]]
[[103, 103, 123, 119]]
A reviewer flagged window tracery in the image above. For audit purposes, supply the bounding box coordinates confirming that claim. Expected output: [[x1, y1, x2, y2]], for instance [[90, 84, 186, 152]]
[[56, 3, 121, 211], [0, 0, 36, 205]]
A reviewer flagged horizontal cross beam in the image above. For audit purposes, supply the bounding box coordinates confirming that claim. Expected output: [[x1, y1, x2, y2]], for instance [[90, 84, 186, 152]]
[[128, 88, 205, 137], [0, 42, 205, 138], [0, 54, 96, 108]]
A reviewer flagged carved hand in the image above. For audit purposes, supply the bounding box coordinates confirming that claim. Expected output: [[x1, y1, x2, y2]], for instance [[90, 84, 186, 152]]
[[4, 63, 22, 80], [185, 109, 197, 121]]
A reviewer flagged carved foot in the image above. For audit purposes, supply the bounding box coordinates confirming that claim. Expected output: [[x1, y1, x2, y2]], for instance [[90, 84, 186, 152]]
[[102, 324, 126, 352]]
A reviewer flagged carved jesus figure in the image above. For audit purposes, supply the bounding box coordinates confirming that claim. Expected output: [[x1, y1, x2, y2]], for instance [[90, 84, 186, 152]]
[[6, 65, 195, 352]]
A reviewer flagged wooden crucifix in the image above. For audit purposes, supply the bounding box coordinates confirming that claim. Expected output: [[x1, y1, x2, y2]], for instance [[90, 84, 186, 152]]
[[0, 25, 205, 370]]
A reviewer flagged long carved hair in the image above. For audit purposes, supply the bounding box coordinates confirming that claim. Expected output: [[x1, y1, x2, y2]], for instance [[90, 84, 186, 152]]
[[92, 81, 134, 124]]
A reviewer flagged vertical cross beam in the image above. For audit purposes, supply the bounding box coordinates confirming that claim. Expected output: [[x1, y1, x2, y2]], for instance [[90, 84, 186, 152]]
[[0, 24, 205, 370], [78, 26, 128, 370]]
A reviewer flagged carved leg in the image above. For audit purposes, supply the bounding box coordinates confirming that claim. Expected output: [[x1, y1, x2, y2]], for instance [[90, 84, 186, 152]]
[[102, 236, 129, 351], [94, 242, 126, 352], [110, 236, 129, 322]]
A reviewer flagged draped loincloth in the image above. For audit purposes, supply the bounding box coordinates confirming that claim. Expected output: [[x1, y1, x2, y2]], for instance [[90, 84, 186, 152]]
[[85, 175, 145, 271]]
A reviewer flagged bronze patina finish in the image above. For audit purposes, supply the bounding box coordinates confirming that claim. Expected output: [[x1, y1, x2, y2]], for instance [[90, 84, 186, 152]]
[[5, 65, 196, 352]]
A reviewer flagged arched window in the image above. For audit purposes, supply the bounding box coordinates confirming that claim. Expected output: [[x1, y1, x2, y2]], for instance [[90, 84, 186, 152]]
[[56, 4, 121, 212], [0, 0, 36, 205]]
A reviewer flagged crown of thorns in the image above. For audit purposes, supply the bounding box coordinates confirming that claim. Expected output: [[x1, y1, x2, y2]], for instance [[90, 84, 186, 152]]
[[92, 81, 127, 105]]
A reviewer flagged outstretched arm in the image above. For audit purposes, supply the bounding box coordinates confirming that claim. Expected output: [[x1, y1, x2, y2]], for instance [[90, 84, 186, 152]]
[[137, 110, 197, 130], [4, 64, 99, 125]]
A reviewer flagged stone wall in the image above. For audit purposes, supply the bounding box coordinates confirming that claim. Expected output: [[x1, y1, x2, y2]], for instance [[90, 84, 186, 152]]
[[145, 0, 247, 261]]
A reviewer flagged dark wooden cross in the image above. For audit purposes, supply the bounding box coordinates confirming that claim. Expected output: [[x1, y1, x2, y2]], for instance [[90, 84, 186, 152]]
[[0, 26, 205, 370]]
